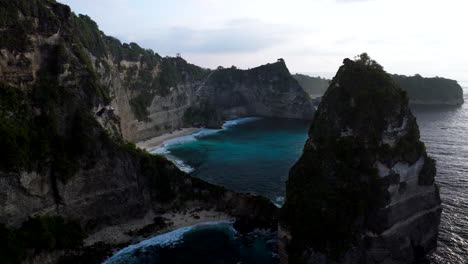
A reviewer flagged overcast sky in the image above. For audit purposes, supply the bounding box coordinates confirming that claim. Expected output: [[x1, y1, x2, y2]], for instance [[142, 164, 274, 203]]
[[61, 0, 467, 85]]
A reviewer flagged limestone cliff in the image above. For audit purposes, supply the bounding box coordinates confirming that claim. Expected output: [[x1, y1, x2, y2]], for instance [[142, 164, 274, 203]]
[[46, 14, 313, 142], [0, 1, 313, 144], [280, 55, 441, 264], [186, 61, 314, 127], [0, 1, 278, 263]]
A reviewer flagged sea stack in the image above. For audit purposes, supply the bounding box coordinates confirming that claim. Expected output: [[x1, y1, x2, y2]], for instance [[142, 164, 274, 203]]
[[280, 54, 442, 263]]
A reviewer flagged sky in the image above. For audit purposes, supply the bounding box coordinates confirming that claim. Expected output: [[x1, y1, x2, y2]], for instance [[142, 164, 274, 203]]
[[61, 0, 468, 85]]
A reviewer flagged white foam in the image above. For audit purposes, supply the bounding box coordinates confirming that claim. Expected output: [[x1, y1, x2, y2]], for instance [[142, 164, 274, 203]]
[[151, 117, 263, 173], [103, 220, 234, 264], [160, 117, 262, 149], [274, 196, 285, 208], [222, 117, 263, 129], [151, 147, 194, 173]]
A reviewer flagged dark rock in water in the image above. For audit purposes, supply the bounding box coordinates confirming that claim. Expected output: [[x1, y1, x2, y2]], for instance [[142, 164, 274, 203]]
[[280, 54, 442, 264]]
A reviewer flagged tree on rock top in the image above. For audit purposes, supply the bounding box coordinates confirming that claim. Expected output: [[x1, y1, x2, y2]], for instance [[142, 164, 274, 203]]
[[281, 54, 438, 263]]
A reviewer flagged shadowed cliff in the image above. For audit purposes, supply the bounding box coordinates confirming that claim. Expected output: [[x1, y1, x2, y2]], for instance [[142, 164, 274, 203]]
[[0, 1, 278, 263], [186, 60, 315, 128], [280, 54, 441, 264]]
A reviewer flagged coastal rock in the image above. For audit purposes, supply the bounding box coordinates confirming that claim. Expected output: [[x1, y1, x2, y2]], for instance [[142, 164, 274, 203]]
[[280, 54, 441, 264], [190, 61, 315, 127], [0, 1, 278, 262], [296, 73, 464, 106]]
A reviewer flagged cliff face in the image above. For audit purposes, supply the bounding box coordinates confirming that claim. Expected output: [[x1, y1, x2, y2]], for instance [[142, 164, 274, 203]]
[[0, 1, 278, 262], [187, 61, 314, 127], [392, 74, 464, 106], [60, 15, 314, 142], [280, 55, 441, 264], [94, 52, 210, 142], [0, 1, 313, 144]]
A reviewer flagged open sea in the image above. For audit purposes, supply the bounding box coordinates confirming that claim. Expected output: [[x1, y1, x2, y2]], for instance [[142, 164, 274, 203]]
[[106, 90, 467, 263]]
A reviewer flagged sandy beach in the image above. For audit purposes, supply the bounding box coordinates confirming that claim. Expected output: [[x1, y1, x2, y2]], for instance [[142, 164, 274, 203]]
[[84, 208, 231, 246], [136, 127, 199, 152]]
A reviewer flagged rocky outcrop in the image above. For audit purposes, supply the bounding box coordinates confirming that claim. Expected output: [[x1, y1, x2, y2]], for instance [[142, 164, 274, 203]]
[[296, 72, 464, 106], [188, 61, 314, 127], [0, 1, 278, 263], [280, 55, 441, 264]]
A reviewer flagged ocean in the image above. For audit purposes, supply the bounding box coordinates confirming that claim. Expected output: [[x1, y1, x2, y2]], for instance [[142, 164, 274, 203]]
[[412, 97, 468, 263], [106, 92, 467, 263], [103, 221, 278, 264]]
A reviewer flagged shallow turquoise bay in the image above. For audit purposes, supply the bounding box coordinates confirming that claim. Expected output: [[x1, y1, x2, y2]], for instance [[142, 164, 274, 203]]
[[164, 117, 310, 202], [110, 100, 468, 263]]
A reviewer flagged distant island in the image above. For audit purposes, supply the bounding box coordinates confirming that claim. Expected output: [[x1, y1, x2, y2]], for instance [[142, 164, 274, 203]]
[[392, 74, 464, 105], [296, 73, 464, 105]]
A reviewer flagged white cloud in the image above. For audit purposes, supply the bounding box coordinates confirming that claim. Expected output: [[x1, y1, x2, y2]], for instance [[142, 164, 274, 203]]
[[133, 18, 308, 55], [60, 0, 468, 82]]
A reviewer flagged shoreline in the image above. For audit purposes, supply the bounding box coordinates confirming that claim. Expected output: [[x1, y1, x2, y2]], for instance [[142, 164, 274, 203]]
[[85, 209, 231, 247], [136, 127, 199, 152], [136, 117, 265, 153]]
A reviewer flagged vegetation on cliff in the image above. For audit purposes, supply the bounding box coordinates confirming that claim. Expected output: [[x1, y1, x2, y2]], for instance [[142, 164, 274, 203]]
[[281, 53, 435, 262], [207, 61, 299, 93], [0, 3, 279, 263], [184, 60, 314, 127], [0, 79, 103, 184], [0, 0, 60, 52], [0, 0, 210, 122]]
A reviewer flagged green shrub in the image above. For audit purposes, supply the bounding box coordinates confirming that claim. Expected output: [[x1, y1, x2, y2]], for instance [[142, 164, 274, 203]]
[[71, 14, 107, 58], [130, 92, 153, 121], [0, 81, 101, 183], [183, 105, 216, 125]]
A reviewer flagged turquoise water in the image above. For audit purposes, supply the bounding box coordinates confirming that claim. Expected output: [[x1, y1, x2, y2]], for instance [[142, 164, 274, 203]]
[[110, 101, 468, 263], [161, 117, 310, 203], [103, 118, 307, 264]]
